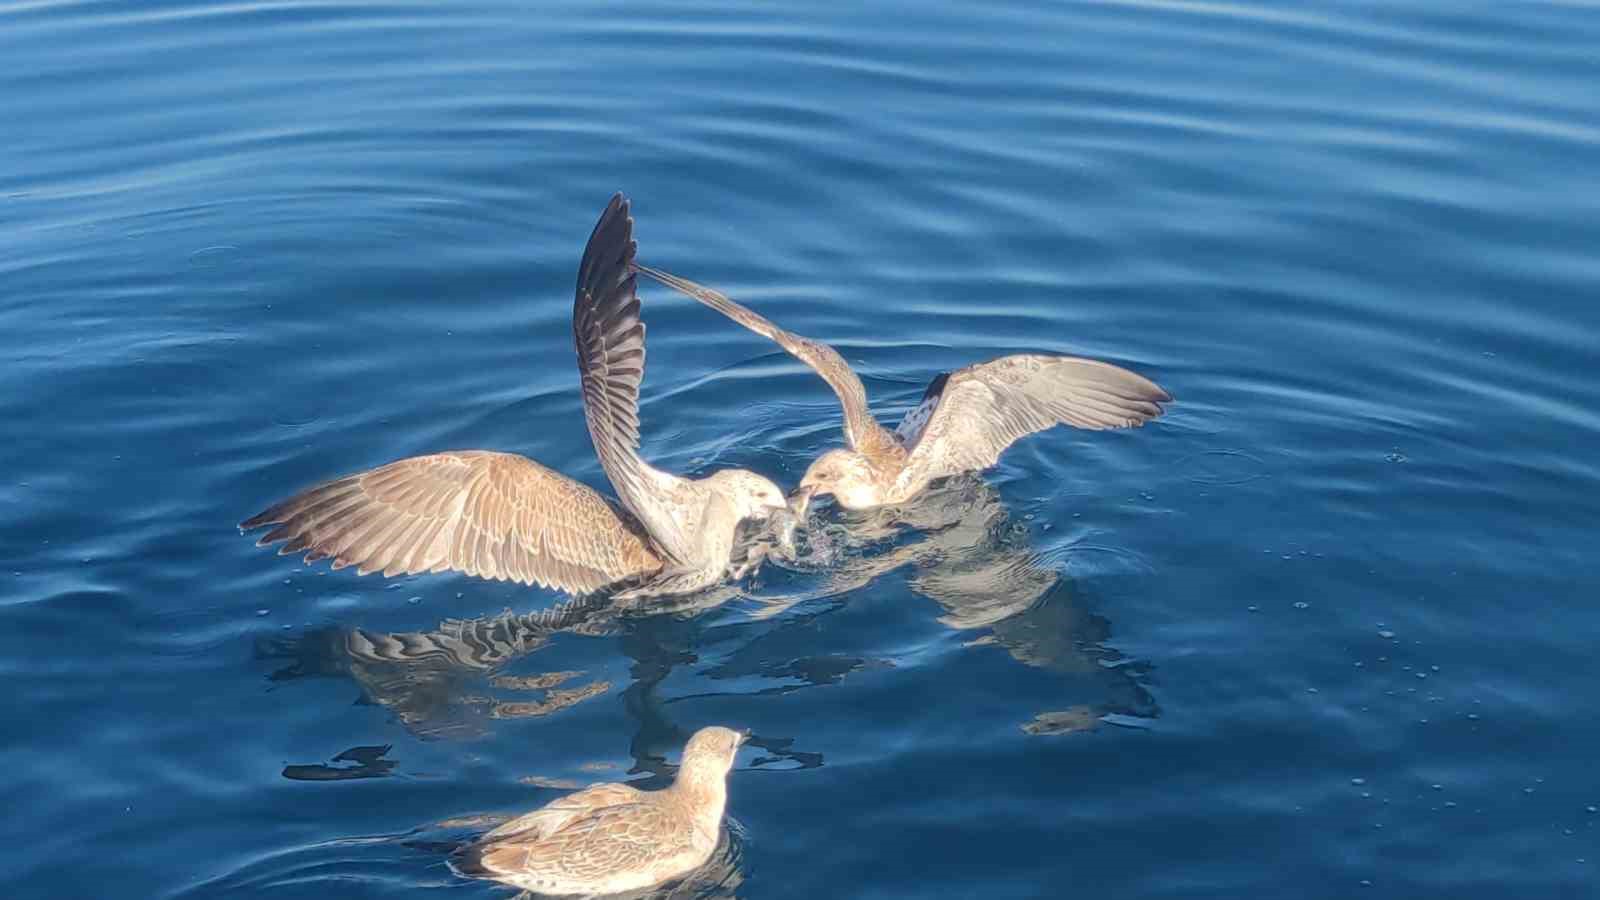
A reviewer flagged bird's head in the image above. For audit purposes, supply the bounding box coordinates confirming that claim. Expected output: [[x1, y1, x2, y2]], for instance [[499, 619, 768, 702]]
[[704, 469, 789, 521], [680, 725, 748, 782], [793, 449, 880, 512]]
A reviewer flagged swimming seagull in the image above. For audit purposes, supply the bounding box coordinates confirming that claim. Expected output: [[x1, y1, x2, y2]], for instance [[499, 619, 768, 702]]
[[451, 726, 747, 895], [240, 195, 790, 598], [634, 264, 1171, 514]]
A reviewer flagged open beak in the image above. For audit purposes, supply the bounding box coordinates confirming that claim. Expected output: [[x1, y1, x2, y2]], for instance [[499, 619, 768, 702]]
[[738, 728, 752, 746]]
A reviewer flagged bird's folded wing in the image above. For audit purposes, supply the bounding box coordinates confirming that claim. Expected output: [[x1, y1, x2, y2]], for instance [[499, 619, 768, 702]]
[[472, 801, 690, 880], [240, 451, 661, 595], [480, 782, 644, 843], [902, 354, 1169, 483], [634, 263, 898, 454], [574, 196, 696, 563]]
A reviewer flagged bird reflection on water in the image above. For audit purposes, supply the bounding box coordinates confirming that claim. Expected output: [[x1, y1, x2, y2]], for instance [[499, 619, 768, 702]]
[[257, 475, 1156, 895], [260, 474, 1157, 751]]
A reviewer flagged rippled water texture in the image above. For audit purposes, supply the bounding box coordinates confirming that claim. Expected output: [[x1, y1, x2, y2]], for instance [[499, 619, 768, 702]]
[[4, 2, 1600, 897]]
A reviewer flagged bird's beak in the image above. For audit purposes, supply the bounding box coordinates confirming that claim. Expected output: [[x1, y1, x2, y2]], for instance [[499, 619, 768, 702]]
[[786, 484, 817, 520], [738, 728, 752, 746]]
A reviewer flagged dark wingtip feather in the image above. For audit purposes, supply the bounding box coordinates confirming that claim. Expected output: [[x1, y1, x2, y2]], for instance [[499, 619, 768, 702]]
[[239, 506, 282, 531], [447, 842, 494, 878]]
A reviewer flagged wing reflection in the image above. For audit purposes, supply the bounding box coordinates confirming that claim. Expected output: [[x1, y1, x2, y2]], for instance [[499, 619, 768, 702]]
[[259, 473, 1156, 747], [765, 473, 1160, 732]]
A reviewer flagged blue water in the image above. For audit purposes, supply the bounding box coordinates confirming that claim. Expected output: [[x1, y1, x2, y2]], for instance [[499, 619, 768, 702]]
[[5, 1, 1600, 897]]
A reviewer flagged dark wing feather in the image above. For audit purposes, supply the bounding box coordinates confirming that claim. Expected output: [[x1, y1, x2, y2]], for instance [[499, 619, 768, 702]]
[[573, 196, 696, 564], [634, 264, 898, 454], [574, 194, 650, 500], [240, 451, 661, 595], [902, 354, 1169, 483]]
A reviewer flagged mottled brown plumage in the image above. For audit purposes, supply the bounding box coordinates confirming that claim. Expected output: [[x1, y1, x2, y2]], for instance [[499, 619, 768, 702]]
[[242, 195, 788, 597], [635, 265, 1170, 510], [241, 451, 660, 596], [453, 726, 746, 895]]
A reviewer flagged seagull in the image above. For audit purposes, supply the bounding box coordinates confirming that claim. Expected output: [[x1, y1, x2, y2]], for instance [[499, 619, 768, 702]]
[[451, 726, 747, 896], [633, 264, 1170, 514], [240, 195, 791, 598]]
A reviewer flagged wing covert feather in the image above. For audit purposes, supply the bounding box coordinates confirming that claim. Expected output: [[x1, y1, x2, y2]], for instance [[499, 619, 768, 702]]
[[480, 782, 644, 843], [241, 451, 661, 595], [903, 354, 1169, 482]]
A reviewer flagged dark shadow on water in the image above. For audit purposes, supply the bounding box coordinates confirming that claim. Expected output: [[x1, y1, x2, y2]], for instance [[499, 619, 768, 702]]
[[282, 743, 398, 781]]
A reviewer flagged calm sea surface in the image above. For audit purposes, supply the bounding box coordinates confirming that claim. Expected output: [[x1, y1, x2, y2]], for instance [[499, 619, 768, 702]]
[[5, 2, 1600, 897]]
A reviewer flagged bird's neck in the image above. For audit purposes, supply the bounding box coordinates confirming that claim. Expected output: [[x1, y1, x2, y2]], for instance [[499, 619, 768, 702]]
[[669, 765, 729, 836]]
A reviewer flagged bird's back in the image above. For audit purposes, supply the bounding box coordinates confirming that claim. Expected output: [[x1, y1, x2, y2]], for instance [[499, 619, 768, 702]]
[[454, 782, 711, 895]]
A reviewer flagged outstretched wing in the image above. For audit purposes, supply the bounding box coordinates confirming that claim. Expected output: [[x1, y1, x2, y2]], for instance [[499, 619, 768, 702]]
[[240, 451, 661, 595], [574, 195, 699, 564], [634, 264, 899, 455], [901, 354, 1169, 484]]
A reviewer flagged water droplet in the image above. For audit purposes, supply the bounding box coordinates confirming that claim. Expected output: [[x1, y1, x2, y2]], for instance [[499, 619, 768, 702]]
[[1247, 605, 1259, 613], [1379, 630, 1396, 639], [407, 596, 421, 605], [1293, 601, 1310, 610], [1351, 778, 1366, 786], [1416, 672, 1428, 680], [1431, 784, 1443, 791], [1524, 787, 1535, 794], [1307, 687, 1319, 694], [1360, 880, 1372, 887], [1586, 805, 1597, 814], [1430, 665, 1440, 672], [255, 609, 269, 617]]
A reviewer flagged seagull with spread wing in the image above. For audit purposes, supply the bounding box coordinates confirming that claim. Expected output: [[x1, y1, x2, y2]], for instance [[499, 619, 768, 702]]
[[240, 194, 791, 598], [634, 264, 1170, 515]]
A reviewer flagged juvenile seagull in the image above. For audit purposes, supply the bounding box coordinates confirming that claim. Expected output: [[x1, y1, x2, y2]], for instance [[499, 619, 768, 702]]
[[635, 265, 1170, 513], [452, 726, 747, 895], [241, 195, 789, 598]]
